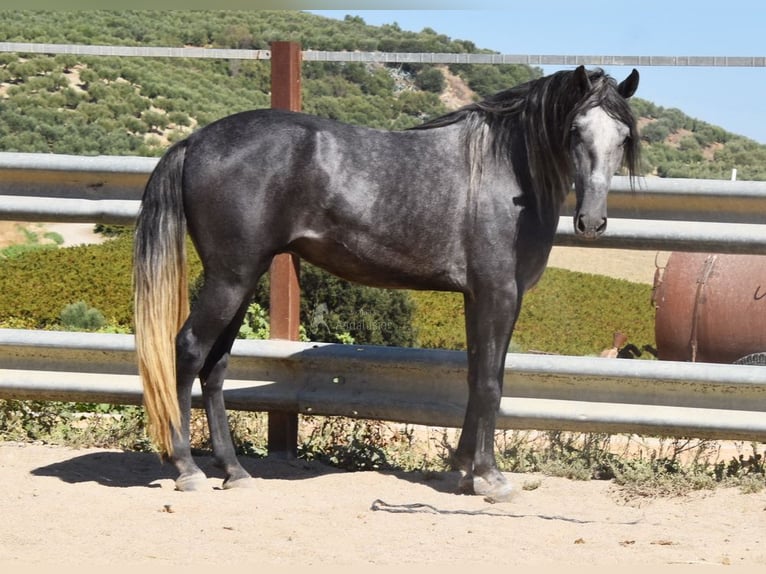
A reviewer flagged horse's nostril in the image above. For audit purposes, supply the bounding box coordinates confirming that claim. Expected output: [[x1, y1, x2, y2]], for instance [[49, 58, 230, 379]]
[[576, 214, 587, 233], [575, 214, 607, 237]]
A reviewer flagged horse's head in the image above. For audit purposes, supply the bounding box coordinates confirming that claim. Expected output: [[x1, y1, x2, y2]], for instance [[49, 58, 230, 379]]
[[570, 66, 640, 239]]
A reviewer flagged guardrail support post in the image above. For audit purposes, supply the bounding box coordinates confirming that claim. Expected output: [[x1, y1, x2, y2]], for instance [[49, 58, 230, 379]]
[[267, 41, 302, 458]]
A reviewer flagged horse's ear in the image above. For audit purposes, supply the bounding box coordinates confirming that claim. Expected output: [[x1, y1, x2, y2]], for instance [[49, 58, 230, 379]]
[[573, 65, 591, 93], [618, 68, 639, 99]]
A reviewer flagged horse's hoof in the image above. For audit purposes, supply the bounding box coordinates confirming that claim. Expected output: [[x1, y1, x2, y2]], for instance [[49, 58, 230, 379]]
[[175, 471, 209, 492], [222, 476, 257, 490], [456, 471, 474, 495], [457, 472, 515, 503]]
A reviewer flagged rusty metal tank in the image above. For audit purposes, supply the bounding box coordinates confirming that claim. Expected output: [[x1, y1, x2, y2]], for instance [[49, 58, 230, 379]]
[[653, 252, 766, 363]]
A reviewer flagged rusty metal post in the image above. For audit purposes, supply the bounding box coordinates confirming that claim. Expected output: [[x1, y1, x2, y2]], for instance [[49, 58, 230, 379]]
[[267, 41, 301, 457]]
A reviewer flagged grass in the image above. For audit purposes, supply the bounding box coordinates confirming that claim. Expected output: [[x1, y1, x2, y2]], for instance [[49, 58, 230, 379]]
[[410, 267, 656, 356]]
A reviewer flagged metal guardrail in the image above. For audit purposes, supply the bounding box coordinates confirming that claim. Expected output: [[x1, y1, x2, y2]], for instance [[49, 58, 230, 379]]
[[555, 219, 766, 254], [2, 42, 766, 68], [1, 157, 766, 440], [4, 152, 766, 214], [2, 152, 766, 253], [1, 329, 765, 441], [0, 152, 153, 201], [4, 196, 765, 253]]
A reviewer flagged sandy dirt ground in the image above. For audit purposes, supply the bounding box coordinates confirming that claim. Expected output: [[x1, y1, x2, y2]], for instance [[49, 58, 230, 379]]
[[0, 442, 764, 569], [547, 245, 669, 285], [0, 221, 107, 249]]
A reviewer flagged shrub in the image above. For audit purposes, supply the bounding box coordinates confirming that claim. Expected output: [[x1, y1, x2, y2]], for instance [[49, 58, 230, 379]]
[[59, 301, 107, 331], [237, 302, 270, 340], [414, 66, 445, 93], [0, 233, 203, 330], [297, 263, 416, 347], [0, 235, 135, 328], [641, 120, 671, 143]]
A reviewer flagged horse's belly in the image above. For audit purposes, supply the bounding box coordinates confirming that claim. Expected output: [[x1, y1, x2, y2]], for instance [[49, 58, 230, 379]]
[[288, 236, 465, 291]]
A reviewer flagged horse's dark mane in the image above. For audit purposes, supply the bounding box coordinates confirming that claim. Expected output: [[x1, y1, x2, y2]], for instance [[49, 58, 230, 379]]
[[411, 68, 640, 214]]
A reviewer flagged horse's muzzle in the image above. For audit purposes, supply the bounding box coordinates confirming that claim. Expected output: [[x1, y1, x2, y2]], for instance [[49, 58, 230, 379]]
[[574, 213, 607, 239]]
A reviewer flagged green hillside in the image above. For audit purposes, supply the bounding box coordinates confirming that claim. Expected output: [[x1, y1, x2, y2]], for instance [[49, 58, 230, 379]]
[[0, 10, 537, 155], [1, 10, 764, 176]]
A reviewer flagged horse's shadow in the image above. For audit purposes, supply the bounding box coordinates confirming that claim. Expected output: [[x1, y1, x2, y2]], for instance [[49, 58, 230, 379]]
[[30, 449, 462, 493], [31, 450, 179, 488]]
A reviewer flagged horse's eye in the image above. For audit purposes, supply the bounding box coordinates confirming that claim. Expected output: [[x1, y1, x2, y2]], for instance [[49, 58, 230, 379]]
[[569, 126, 581, 141]]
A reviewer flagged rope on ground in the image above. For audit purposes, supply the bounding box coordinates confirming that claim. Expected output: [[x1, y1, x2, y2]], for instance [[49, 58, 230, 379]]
[[370, 499, 642, 525]]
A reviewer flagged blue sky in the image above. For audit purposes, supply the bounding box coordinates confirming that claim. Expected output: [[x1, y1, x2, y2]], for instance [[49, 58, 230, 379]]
[[308, 4, 766, 144]]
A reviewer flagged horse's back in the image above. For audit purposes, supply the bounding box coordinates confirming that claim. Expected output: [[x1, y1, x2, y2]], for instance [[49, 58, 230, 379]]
[[186, 108, 401, 163], [179, 109, 474, 291], [182, 109, 453, 196]]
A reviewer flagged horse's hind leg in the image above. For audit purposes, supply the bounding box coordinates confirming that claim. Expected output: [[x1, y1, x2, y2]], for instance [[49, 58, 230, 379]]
[[172, 272, 262, 491], [169, 348, 208, 491], [197, 299, 256, 489]]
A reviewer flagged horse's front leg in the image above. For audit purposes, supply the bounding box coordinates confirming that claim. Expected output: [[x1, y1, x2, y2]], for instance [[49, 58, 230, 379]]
[[454, 285, 519, 502]]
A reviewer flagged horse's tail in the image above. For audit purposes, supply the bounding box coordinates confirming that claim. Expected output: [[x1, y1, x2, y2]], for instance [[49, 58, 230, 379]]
[[133, 141, 189, 457]]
